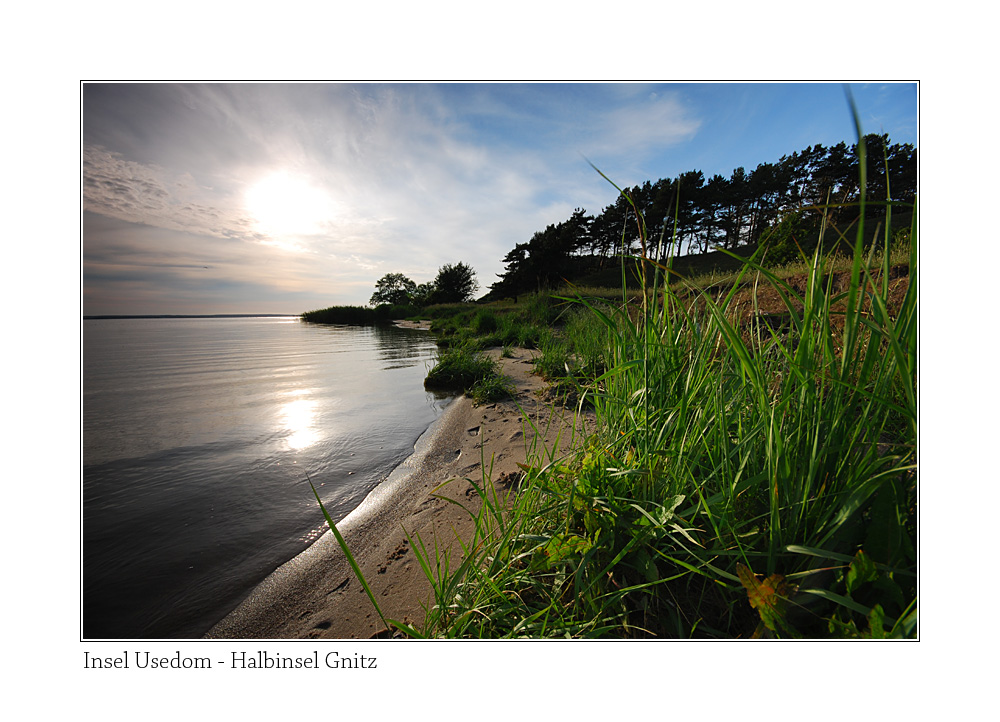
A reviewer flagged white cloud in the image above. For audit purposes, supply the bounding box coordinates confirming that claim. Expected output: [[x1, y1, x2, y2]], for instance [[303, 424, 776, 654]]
[[82, 83, 705, 311]]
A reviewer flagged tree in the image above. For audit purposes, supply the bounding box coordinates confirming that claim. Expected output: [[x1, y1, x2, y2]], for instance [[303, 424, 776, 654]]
[[411, 282, 437, 307], [664, 170, 705, 256], [699, 173, 730, 252], [370, 272, 416, 307], [746, 161, 791, 244], [722, 166, 751, 249], [488, 209, 596, 298], [432, 263, 479, 303], [487, 130, 915, 285], [490, 243, 530, 298], [886, 141, 917, 205]]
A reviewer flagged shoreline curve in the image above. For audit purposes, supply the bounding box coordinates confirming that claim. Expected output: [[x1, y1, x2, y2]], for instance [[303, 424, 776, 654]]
[[205, 347, 593, 639]]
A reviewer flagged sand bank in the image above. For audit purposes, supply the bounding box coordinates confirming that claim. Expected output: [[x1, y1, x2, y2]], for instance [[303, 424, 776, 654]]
[[205, 348, 594, 639]]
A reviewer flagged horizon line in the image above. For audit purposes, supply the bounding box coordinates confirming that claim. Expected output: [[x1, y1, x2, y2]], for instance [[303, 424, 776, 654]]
[[83, 313, 303, 320]]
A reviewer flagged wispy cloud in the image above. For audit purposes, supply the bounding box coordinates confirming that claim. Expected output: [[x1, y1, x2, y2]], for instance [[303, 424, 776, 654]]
[[82, 144, 259, 241], [588, 91, 702, 157], [81, 82, 916, 315]]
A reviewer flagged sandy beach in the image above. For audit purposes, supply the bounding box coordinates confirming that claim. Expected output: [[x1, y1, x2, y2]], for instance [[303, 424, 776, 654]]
[[205, 344, 594, 639]]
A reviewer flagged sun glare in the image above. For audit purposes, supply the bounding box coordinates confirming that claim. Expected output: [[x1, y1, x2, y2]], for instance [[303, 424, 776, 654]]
[[280, 394, 319, 451], [245, 172, 334, 239]]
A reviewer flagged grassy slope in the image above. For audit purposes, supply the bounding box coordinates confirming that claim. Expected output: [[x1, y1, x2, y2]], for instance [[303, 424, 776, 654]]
[[405, 216, 916, 639]]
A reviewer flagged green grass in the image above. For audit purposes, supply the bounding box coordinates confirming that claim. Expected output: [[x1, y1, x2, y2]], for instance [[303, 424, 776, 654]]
[[415, 115, 915, 637], [675, 230, 912, 295], [313, 108, 917, 639], [301, 302, 419, 324], [429, 301, 555, 350], [469, 373, 516, 405], [423, 344, 515, 404], [419, 233, 915, 637]]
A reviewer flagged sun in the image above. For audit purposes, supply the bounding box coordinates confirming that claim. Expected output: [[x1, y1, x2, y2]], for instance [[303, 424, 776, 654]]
[[245, 172, 334, 239]]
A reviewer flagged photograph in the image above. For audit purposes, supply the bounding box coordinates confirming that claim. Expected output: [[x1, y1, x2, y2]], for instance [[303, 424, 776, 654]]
[[82, 81, 918, 643]]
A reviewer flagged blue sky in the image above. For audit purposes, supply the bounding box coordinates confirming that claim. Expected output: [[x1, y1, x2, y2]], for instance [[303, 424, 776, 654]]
[[82, 82, 917, 315]]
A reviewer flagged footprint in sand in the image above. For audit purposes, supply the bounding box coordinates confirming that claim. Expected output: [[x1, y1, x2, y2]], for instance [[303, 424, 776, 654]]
[[328, 578, 350, 595], [378, 541, 409, 573]]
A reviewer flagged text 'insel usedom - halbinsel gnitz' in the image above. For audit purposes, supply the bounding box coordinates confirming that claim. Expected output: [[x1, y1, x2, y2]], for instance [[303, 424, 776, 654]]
[[83, 650, 378, 670]]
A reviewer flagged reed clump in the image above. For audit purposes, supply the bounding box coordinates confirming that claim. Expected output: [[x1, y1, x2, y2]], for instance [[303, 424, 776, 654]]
[[301, 303, 418, 325]]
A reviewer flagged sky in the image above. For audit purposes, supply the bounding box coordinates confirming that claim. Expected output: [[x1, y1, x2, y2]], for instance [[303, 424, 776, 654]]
[[81, 82, 917, 315]]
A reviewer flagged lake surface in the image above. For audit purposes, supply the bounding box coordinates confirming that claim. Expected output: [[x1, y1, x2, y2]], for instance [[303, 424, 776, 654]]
[[82, 317, 451, 639]]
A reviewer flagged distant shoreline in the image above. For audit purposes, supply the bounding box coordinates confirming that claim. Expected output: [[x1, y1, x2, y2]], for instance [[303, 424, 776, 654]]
[[83, 314, 301, 320]]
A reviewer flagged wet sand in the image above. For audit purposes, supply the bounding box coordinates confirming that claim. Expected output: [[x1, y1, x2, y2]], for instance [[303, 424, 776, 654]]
[[205, 347, 593, 639]]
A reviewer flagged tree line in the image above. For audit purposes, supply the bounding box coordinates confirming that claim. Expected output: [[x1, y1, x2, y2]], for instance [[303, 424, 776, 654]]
[[302, 262, 480, 325], [369, 262, 479, 308], [490, 133, 916, 298]]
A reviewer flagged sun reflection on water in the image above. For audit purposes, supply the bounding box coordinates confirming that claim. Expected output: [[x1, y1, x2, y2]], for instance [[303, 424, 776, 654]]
[[280, 391, 319, 450]]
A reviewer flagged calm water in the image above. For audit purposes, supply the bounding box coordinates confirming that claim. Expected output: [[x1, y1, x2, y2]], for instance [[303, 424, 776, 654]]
[[82, 317, 451, 639]]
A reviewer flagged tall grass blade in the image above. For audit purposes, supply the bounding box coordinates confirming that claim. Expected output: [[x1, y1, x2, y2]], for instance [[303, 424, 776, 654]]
[[306, 472, 391, 634]]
